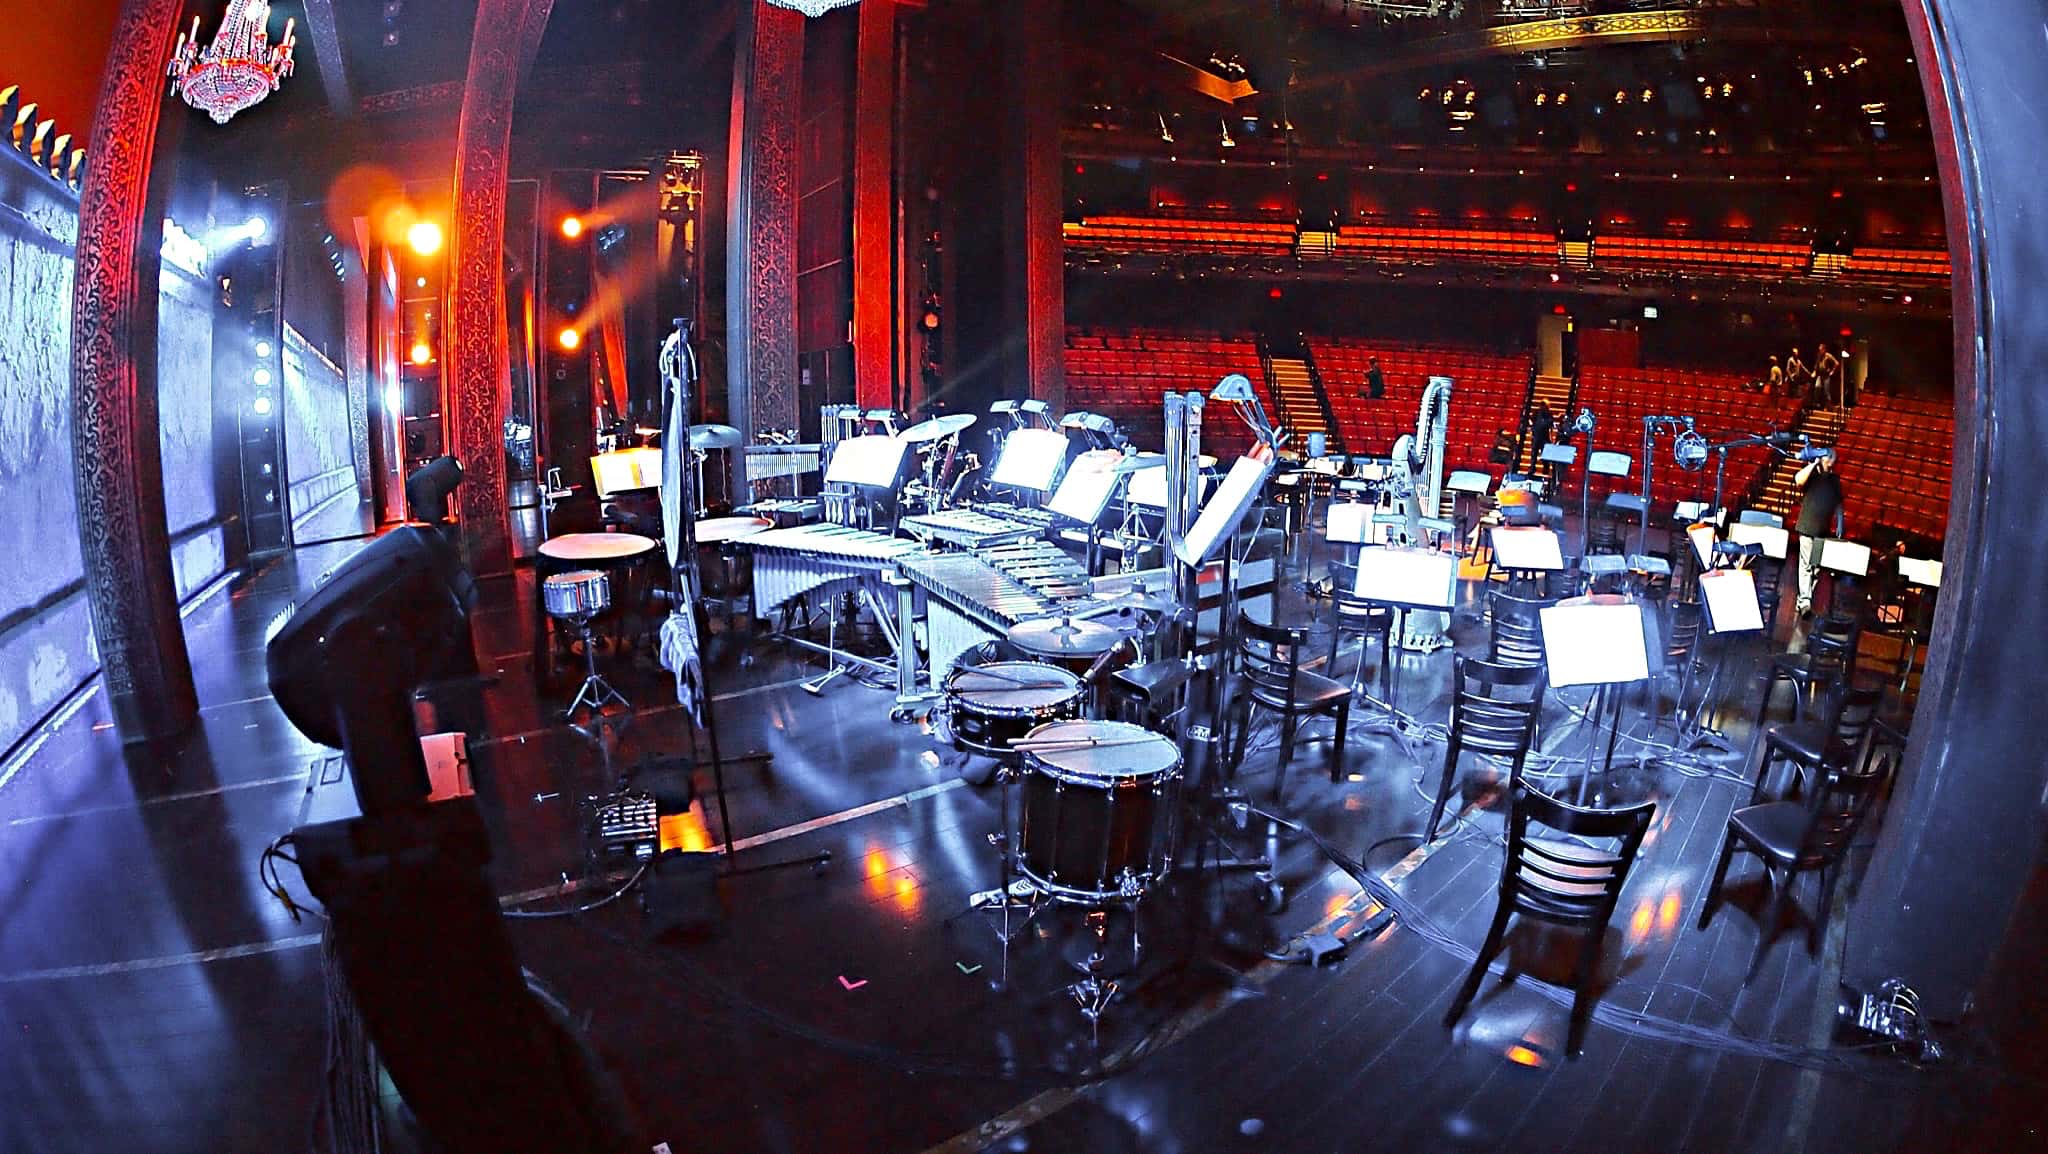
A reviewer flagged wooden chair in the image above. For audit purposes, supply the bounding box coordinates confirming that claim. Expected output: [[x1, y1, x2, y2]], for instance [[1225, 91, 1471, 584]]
[[1223, 610, 1353, 799], [1443, 784, 1656, 1058], [1427, 656, 1546, 842]]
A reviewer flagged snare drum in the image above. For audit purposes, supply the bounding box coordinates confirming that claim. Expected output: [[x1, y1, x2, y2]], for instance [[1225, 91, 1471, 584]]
[[945, 662, 1084, 760], [1016, 719, 1181, 904], [542, 570, 612, 619]]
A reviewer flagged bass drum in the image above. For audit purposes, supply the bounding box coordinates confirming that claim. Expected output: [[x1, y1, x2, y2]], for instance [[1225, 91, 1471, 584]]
[[1015, 719, 1181, 905], [944, 661, 1084, 761]]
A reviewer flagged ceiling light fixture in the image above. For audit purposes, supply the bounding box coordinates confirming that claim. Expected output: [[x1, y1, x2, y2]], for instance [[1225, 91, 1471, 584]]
[[168, 0, 297, 124]]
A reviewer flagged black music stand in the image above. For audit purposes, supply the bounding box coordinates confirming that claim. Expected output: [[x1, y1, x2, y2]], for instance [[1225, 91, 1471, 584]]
[[1540, 596, 1658, 803], [1678, 561, 1765, 753]]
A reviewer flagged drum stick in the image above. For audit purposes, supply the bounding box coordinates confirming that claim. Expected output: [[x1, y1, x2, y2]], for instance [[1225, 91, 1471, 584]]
[[957, 667, 1070, 689], [1012, 735, 1161, 753]]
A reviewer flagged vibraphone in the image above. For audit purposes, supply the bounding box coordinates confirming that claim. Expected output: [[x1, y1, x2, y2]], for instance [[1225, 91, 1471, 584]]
[[898, 552, 1075, 683], [978, 540, 1093, 602], [965, 501, 1057, 532], [900, 508, 1045, 550], [743, 523, 922, 618]]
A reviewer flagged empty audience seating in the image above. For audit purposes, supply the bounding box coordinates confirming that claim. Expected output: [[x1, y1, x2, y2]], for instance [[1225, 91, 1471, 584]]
[[1064, 328, 1266, 455], [1575, 366, 1805, 514], [1831, 394, 1952, 541]]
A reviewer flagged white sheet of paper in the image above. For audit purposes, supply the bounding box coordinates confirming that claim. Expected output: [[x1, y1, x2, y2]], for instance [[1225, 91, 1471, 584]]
[[1049, 449, 1122, 523], [1687, 523, 1718, 568], [1540, 443, 1578, 466], [1898, 556, 1943, 587], [1447, 470, 1494, 495], [1175, 455, 1275, 566], [1588, 451, 1633, 477], [1539, 599, 1651, 687], [989, 427, 1069, 491], [1125, 462, 1169, 508], [1728, 521, 1789, 559], [591, 447, 664, 499], [824, 435, 908, 487], [1353, 546, 1458, 610], [1819, 538, 1872, 576], [1326, 501, 1373, 545], [1491, 526, 1565, 570], [1700, 569, 1765, 633]]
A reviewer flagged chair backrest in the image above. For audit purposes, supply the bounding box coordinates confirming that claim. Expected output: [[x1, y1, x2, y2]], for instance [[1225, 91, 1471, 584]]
[[1666, 600, 1703, 660], [1502, 784, 1656, 927], [1791, 750, 1891, 869], [1451, 654, 1546, 761], [1236, 609, 1308, 700], [1807, 614, 1862, 681], [1818, 683, 1885, 767], [1489, 589, 1554, 668], [1328, 564, 1396, 632]]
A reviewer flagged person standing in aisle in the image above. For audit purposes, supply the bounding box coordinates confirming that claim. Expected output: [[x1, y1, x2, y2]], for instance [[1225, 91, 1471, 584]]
[[1794, 448, 1845, 618]]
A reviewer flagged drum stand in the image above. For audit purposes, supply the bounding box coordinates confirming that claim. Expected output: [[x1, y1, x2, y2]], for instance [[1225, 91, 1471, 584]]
[[562, 610, 629, 722]]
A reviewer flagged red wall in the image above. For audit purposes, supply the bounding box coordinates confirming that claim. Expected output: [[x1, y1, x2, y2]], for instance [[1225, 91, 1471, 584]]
[[0, 0, 118, 137]]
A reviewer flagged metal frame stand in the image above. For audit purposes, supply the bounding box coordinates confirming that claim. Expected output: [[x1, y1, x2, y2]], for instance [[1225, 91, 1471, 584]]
[[562, 613, 629, 721]]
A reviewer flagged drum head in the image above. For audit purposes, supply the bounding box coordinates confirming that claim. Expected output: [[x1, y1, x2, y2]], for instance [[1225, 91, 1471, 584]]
[[946, 661, 1081, 709], [1021, 720, 1179, 782]]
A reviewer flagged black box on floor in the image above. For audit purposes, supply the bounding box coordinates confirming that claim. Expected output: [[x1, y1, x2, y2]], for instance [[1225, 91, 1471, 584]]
[[645, 850, 722, 938]]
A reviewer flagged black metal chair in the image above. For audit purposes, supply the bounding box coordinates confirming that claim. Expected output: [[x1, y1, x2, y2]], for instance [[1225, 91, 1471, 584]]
[[1325, 562, 1397, 704], [1488, 589, 1553, 670], [1752, 557, 1787, 641], [1426, 656, 1546, 842], [1443, 784, 1656, 1059], [1655, 600, 1705, 730], [1224, 610, 1353, 798], [1587, 511, 1627, 556], [1753, 612, 1860, 730], [1754, 683, 1884, 802], [1697, 746, 1892, 982]]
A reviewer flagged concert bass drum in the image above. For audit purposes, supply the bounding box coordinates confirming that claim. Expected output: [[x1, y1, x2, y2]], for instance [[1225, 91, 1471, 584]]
[[944, 662, 1084, 761], [1015, 720, 1181, 904]]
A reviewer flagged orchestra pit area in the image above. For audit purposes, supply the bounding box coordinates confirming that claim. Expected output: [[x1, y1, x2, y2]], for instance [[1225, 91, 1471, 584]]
[[5, 3, 2045, 1154]]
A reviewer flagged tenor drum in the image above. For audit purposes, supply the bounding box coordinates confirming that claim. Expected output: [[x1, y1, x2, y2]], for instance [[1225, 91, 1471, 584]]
[[542, 569, 612, 619], [945, 662, 1084, 761], [1016, 719, 1181, 904]]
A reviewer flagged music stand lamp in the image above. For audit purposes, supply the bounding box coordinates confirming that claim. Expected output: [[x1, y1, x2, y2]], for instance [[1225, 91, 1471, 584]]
[[1539, 596, 1657, 801]]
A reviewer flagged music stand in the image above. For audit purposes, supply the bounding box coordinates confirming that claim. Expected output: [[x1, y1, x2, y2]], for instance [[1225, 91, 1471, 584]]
[[988, 427, 1067, 495], [1540, 595, 1656, 797], [1174, 454, 1275, 567], [1491, 525, 1564, 596], [1675, 568, 1765, 752], [1728, 521, 1790, 560], [1583, 450, 1632, 560], [1816, 537, 1871, 617]]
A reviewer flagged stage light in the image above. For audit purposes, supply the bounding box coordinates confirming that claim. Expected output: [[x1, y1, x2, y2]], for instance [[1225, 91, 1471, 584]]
[[246, 216, 267, 239], [407, 220, 443, 256], [410, 342, 432, 365], [385, 386, 403, 413], [557, 327, 581, 351], [253, 367, 273, 386], [252, 395, 273, 415], [416, 276, 427, 288], [254, 339, 272, 358], [1903, 294, 1914, 304], [560, 216, 583, 239]]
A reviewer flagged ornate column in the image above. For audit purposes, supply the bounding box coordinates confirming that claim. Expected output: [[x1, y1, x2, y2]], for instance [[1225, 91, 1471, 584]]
[[70, 0, 197, 744], [1013, 1, 1065, 411], [850, 0, 896, 412], [725, 0, 804, 499], [445, 0, 553, 576]]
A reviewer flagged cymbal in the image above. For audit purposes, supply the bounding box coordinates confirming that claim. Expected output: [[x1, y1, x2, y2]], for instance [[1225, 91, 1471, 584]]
[[1091, 589, 1174, 615], [901, 412, 977, 443], [1110, 453, 1167, 475], [1007, 615, 1124, 657], [689, 423, 743, 450]]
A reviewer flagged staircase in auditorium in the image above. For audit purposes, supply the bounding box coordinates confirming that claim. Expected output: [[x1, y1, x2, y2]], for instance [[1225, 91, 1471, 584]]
[[1268, 355, 1337, 454], [1515, 373, 1577, 473], [1752, 404, 1848, 523]]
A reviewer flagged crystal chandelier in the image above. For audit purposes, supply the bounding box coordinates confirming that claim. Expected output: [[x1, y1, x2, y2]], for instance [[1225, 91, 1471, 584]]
[[167, 0, 297, 125], [763, 0, 861, 17]]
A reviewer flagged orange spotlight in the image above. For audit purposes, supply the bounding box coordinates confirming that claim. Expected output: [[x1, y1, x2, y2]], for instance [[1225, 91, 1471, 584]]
[[407, 220, 443, 256], [557, 327, 581, 351], [409, 341, 432, 365], [560, 215, 584, 239]]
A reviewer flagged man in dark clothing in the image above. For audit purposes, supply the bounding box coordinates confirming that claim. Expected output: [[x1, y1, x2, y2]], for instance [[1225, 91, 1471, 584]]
[[1527, 401, 1557, 489], [1365, 355, 1386, 400], [1794, 448, 1845, 616]]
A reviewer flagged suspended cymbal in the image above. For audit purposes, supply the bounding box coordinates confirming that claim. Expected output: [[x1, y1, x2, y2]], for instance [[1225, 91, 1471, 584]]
[[1007, 615, 1124, 657], [1090, 589, 1175, 616], [901, 412, 977, 443], [1110, 452, 1167, 475], [689, 423, 744, 450]]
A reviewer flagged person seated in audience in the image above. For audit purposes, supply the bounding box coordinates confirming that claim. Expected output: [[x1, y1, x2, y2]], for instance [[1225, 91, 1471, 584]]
[[1794, 448, 1846, 618], [1365, 355, 1386, 400]]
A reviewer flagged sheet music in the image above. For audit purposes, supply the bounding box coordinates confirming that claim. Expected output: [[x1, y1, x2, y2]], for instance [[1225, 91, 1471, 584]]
[[1540, 599, 1651, 687], [1699, 569, 1765, 633]]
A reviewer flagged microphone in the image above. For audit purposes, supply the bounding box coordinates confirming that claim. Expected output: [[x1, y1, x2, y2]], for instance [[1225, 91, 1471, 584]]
[[1798, 445, 1834, 462], [1767, 430, 1808, 449]]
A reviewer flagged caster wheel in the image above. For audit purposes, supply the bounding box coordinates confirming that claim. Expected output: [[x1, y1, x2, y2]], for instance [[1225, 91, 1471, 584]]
[[1262, 883, 1288, 915]]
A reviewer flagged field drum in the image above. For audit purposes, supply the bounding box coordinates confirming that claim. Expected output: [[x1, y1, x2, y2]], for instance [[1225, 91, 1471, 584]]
[[1015, 719, 1181, 904], [945, 662, 1085, 761]]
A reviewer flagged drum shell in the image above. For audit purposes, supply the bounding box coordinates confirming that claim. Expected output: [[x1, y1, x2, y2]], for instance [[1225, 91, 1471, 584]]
[[542, 570, 612, 618], [1015, 722, 1180, 903], [944, 663, 1083, 760]]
